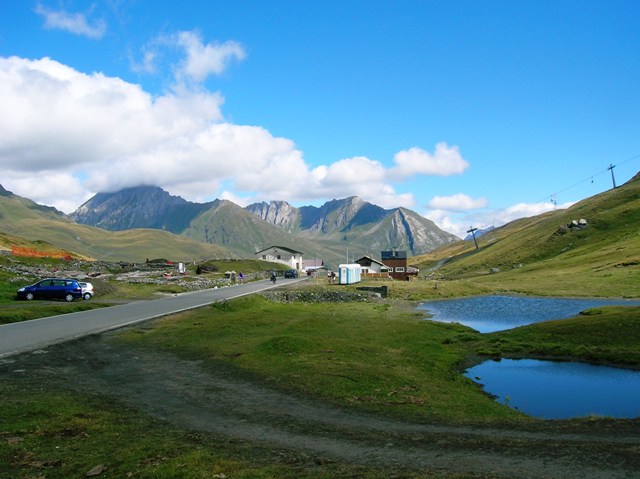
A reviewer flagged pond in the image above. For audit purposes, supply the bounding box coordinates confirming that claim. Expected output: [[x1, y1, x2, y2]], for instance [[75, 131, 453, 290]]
[[465, 359, 640, 419], [418, 295, 640, 333]]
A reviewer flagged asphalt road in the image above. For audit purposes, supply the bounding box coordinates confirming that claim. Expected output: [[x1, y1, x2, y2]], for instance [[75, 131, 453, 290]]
[[0, 277, 301, 359]]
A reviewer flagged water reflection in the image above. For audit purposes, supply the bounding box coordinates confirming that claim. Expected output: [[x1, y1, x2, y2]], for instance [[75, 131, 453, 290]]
[[419, 295, 640, 333], [465, 359, 640, 419]]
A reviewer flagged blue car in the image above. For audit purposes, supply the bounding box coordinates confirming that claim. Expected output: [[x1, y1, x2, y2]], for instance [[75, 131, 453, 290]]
[[17, 278, 84, 302]]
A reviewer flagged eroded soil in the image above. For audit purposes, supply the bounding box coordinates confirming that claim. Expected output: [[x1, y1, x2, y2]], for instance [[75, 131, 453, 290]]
[[2, 331, 639, 479]]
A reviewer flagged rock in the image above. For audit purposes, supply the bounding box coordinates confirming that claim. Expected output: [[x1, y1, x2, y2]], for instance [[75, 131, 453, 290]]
[[86, 464, 108, 477]]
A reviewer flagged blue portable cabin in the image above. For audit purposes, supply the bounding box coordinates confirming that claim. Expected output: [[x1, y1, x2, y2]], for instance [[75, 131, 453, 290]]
[[338, 263, 362, 284]]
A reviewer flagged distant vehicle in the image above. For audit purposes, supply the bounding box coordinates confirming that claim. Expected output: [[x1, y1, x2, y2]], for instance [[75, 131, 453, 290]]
[[284, 269, 298, 278], [78, 281, 94, 300], [16, 278, 83, 302]]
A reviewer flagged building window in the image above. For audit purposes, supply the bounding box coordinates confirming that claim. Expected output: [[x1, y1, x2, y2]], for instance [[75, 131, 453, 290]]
[[277, 254, 281, 259], [395, 267, 405, 272], [262, 255, 266, 260]]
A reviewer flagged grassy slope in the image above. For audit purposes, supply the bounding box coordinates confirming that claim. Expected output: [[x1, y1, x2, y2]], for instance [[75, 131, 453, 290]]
[[413, 175, 640, 298], [183, 200, 387, 269], [118, 295, 517, 423], [0, 194, 233, 262], [480, 306, 640, 366]]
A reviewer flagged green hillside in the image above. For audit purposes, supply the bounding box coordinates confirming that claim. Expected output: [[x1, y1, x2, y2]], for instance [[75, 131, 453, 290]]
[[414, 173, 640, 297], [0, 193, 231, 263], [183, 199, 363, 267]]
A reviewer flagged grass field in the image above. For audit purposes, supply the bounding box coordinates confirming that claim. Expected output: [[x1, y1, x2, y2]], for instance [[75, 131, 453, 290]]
[[117, 295, 519, 423], [2, 279, 640, 477]]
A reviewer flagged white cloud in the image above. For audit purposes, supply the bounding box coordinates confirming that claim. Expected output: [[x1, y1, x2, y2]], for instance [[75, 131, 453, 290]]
[[174, 31, 246, 83], [424, 200, 574, 238], [0, 55, 452, 214], [35, 4, 107, 39], [218, 190, 262, 208], [487, 201, 574, 226], [390, 142, 469, 179], [315, 156, 386, 186], [304, 158, 416, 208], [422, 209, 467, 238], [129, 49, 158, 75], [0, 57, 224, 169], [129, 30, 246, 88], [428, 193, 488, 211], [4, 171, 91, 214]]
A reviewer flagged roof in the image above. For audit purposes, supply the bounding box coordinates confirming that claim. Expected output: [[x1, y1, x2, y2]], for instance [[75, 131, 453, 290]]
[[304, 259, 324, 268], [354, 255, 387, 267], [255, 245, 304, 255], [381, 250, 407, 260]]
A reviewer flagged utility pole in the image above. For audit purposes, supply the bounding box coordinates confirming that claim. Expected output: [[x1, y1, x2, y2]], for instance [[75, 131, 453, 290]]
[[608, 164, 617, 189], [467, 226, 479, 251]]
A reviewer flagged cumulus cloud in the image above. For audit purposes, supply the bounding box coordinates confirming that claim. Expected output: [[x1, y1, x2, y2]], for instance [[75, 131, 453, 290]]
[[390, 142, 469, 179], [424, 200, 574, 238], [428, 193, 488, 211], [174, 31, 246, 83], [35, 4, 107, 39], [0, 53, 456, 213], [130, 30, 246, 85], [305, 158, 416, 208], [6, 171, 91, 213], [0, 56, 224, 169], [315, 156, 386, 186], [129, 49, 158, 75], [488, 201, 575, 226]]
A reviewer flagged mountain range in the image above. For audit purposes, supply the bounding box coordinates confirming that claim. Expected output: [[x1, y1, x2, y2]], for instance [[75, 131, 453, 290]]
[[1, 171, 638, 288], [0, 185, 458, 266], [70, 186, 459, 264]]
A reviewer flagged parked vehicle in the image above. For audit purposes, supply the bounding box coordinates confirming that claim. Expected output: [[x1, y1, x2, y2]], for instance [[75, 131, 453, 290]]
[[284, 269, 298, 278], [16, 278, 83, 302], [78, 281, 94, 300]]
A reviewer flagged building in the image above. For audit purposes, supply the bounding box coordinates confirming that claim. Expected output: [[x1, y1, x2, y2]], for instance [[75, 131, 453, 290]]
[[381, 250, 408, 281], [255, 246, 303, 270], [354, 255, 391, 277], [303, 258, 325, 274]]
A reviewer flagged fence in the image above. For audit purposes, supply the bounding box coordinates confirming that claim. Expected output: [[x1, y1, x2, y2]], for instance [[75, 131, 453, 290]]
[[12, 245, 72, 260]]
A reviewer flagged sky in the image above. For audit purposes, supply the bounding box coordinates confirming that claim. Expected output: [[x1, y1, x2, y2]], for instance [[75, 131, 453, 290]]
[[1, 0, 639, 238]]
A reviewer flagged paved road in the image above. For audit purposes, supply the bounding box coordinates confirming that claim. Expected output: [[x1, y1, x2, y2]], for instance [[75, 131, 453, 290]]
[[0, 278, 301, 359]]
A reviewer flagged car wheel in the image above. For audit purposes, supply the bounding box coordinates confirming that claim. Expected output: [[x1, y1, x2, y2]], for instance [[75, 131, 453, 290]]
[[26, 292, 34, 301], [83, 293, 92, 301], [65, 293, 74, 302]]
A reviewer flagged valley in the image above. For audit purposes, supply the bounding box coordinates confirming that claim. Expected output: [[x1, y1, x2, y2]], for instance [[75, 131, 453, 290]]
[[0, 173, 639, 478]]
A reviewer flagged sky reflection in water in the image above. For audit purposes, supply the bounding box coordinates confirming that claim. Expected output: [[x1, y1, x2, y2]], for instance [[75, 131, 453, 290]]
[[419, 295, 640, 333], [465, 359, 640, 419]]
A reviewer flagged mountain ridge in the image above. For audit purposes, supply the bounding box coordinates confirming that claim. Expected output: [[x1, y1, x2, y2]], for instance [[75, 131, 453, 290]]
[[70, 187, 459, 261], [0, 185, 231, 262]]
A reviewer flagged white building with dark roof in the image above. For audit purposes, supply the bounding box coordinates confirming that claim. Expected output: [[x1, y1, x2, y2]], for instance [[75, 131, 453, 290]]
[[255, 246, 303, 270]]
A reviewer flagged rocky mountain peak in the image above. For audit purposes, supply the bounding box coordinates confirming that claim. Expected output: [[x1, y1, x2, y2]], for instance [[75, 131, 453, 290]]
[[245, 200, 298, 231], [71, 186, 210, 232]]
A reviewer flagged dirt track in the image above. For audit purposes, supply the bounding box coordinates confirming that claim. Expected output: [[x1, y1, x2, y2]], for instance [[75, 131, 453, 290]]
[[2, 330, 640, 479]]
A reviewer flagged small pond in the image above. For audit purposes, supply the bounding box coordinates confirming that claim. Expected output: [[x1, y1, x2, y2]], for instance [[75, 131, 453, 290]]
[[465, 359, 640, 419], [418, 295, 640, 333]]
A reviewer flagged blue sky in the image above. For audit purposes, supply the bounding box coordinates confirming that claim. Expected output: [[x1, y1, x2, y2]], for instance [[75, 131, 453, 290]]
[[1, 1, 639, 237]]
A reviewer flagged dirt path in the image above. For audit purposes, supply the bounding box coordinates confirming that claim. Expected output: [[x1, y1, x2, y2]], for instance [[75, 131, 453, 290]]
[[2, 332, 639, 479]]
